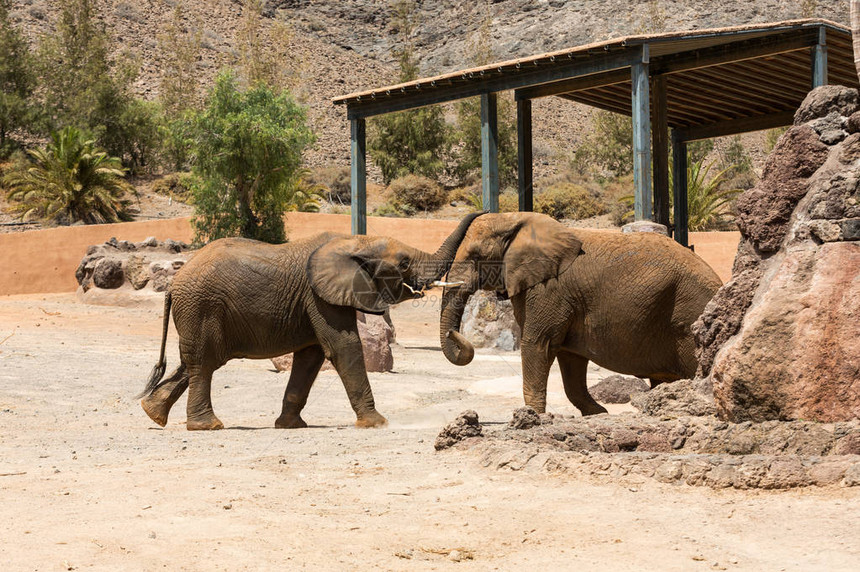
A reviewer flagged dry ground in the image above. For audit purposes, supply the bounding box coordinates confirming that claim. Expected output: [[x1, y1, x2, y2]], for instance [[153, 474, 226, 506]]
[[0, 292, 858, 571]]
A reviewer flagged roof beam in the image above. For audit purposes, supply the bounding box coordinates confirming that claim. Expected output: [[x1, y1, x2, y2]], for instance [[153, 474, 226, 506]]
[[650, 28, 820, 76], [344, 49, 645, 119], [514, 68, 630, 100], [674, 110, 795, 141]]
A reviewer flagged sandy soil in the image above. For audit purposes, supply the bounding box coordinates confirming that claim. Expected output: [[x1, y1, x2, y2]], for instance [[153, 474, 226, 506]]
[[0, 293, 858, 571]]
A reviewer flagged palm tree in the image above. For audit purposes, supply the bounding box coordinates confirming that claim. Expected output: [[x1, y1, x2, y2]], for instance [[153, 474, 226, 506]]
[[683, 159, 742, 231], [3, 126, 134, 225], [617, 157, 742, 231]]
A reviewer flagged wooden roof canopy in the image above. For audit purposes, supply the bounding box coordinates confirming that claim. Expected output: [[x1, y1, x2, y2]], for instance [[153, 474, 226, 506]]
[[333, 19, 860, 243]]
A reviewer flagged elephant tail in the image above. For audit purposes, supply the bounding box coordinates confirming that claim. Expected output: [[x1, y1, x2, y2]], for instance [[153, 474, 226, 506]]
[[136, 291, 173, 399]]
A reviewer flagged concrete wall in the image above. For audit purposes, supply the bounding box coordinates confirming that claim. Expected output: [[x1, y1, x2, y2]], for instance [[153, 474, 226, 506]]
[[0, 214, 739, 296]]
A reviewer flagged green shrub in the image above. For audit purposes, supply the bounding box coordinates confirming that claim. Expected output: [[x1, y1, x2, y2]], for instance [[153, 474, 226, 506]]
[[307, 165, 351, 204], [152, 172, 195, 202], [388, 174, 447, 213], [534, 183, 604, 220], [498, 191, 519, 213], [371, 200, 402, 217]]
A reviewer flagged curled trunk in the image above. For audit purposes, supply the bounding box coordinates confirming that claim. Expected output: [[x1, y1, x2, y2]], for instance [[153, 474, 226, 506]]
[[440, 285, 475, 366], [412, 212, 484, 284]]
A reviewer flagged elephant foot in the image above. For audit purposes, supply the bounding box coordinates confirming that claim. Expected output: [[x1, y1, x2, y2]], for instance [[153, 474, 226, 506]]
[[355, 410, 388, 428], [580, 403, 608, 416], [141, 395, 170, 427], [275, 413, 308, 429], [186, 412, 224, 431]]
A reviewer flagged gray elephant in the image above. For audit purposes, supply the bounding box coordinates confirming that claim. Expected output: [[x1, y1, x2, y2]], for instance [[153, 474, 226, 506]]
[[438, 212, 721, 416], [138, 213, 483, 430]]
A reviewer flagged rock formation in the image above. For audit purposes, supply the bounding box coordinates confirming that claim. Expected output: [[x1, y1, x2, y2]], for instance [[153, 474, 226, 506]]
[[693, 85, 860, 423], [460, 291, 521, 351], [75, 237, 192, 294]]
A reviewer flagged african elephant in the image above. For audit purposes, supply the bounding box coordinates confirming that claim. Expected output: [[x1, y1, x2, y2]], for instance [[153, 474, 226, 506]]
[[439, 212, 721, 416], [138, 212, 483, 430]]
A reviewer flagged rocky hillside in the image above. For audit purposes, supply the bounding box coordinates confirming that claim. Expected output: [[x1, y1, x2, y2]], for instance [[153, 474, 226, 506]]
[[6, 0, 850, 181]]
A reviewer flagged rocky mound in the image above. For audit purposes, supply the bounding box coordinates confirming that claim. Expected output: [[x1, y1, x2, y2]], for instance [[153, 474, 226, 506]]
[[693, 85, 860, 423], [75, 236, 192, 295], [438, 408, 860, 489]]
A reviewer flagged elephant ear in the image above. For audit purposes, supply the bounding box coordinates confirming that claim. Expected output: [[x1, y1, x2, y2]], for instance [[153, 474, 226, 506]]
[[307, 237, 404, 315], [503, 215, 583, 298]]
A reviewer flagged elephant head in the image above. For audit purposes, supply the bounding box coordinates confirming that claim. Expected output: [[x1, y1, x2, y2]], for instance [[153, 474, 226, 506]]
[[307, 212, 484, 314], [439, 212, 582, 365]]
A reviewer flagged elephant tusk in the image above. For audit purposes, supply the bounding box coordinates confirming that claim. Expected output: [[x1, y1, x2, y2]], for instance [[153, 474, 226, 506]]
[[432, 280, 466, 287], [403, 283, 424, 296]]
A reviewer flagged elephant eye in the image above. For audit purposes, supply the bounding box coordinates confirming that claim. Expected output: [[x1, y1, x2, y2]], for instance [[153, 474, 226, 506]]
[[398, 257, 410, 270]]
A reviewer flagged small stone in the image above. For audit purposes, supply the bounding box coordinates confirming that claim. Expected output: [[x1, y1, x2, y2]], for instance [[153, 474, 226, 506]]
[[435, 410, 482, 450], [621, 220, 669, 235], [223, 503, 232, 510], [148, 531, 156, 539], [839, 218, 860, 240], [448, 549, 462, 562], [808, 219, 842, 242], [508, 407, 541, 430]]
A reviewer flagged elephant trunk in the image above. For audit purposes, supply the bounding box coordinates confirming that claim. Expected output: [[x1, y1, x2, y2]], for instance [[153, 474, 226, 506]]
[[440, 285, 475, 366], [416, 212, 484, 283]]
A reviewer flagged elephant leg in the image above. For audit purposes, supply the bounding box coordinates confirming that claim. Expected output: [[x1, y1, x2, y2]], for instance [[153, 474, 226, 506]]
[[313, 309, 387, 428], [520, 340, 556, 414], [141, 365, 189, 427], [327, 339, 387, 428], [557, 353, 607, 416], [275, 345, 326, 429], [185, 364, 223, 431]]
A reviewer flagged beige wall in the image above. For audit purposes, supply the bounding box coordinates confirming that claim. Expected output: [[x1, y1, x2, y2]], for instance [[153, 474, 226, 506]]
[[0, 214, 740, 296]]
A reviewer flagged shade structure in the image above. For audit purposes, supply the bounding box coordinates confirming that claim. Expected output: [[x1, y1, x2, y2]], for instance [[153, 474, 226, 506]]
[[333, 19, 860, 243]]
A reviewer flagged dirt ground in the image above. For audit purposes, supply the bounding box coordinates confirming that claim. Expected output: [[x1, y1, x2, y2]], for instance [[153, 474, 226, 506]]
[[1, 292, 858, 571]]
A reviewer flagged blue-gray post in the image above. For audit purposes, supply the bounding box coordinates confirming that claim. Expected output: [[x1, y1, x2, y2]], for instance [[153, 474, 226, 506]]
[[517, 98, 534, 211], [671, 129, 689, 247], [481, 92, 500, 213], [631, 45, 652, 221], [350, 117, 366, 235], [812, 27, 828, 88]]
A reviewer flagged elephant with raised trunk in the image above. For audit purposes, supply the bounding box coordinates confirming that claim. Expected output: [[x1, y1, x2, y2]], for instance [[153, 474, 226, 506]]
[[439, 212, 721, 416], [138, 212, 483, 430]]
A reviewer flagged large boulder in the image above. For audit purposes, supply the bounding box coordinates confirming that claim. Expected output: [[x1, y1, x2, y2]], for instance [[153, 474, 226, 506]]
[[461, 291, 521, 351], [355, 310, 395, 372], [694, 86, 860, 423], [271, 311, 395, 373]]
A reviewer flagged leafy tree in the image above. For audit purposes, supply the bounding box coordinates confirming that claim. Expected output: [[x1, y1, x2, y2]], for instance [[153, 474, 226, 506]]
[[452, 12, 517, 189], [368, 0, 450, 184], [190, 71, 315, 244], [0, 0, 36, 156], [157, 2, 202, 116], [716, 134, 755, 190], [573, 110, 633, 178], [36, 0, 159, 172], [3, 126, 134, 225]]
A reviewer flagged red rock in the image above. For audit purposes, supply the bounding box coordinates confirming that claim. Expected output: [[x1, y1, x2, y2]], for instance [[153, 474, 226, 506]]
[[712, 243, 860, 422]]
